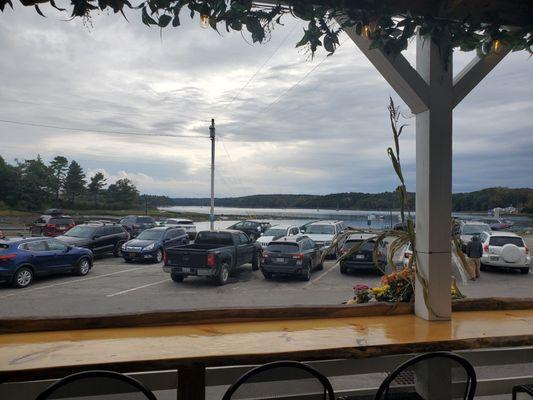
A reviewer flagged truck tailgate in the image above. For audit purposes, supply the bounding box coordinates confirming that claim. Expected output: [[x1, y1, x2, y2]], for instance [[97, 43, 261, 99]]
[[167, 249, 206, 268]]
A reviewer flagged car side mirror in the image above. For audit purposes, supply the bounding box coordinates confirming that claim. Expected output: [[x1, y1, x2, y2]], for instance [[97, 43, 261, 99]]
[[65, 245, 73, 252], [93, 235, 99, 240]]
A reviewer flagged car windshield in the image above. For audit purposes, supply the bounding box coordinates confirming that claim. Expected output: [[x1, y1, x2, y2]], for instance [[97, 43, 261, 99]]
[[137, 217, 154, 223], [63, 226, 96, 238], [306, 225, 334, 234], [489, 236, 524, 247], [463, 224, 491, 235], [49, 218, 74, 225], [343, 240, 375, 251], [266, 243, 300, 254], [263, 228, 286, 237], [136, 230, 163, 240], [195, 232, 233, 245]]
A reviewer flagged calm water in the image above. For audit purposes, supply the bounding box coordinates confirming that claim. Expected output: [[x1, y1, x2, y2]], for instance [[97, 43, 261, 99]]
[[161, 206, 533, 231]]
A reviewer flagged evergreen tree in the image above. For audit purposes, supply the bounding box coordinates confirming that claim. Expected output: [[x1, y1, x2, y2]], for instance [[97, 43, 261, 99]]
[[49, 156, 68, 204], [18, 156, 54, 210], [87, 172, 107, 208], [107, 178, 139, 208], [64, 160, 86, 206]]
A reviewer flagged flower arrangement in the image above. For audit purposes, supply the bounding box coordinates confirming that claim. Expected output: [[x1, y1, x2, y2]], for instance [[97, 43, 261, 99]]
[[346, 267, 464, 304]]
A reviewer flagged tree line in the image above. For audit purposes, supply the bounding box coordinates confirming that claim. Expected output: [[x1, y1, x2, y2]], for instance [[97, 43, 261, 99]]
[[169, 188, 533, 214], [0, 155, 142, 211]]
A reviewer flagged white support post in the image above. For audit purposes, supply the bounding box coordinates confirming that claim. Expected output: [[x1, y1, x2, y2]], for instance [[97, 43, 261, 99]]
[[453, 48, 510, 108], [338, 19, 429, 114], [414, 34, 453, 321]]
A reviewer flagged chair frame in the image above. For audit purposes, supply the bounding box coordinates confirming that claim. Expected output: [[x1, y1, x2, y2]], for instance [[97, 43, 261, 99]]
[[221, 360, 336, 400], [374, 351, 477, 400], [35, 369, 158, 400]]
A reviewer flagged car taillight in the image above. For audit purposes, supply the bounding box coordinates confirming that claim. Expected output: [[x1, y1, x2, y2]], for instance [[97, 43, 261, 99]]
[[45, 224, 54, 228], [163, 251, 168, 265], [261, 251, 269, 260], [526, 246, 530, 255], [0, 254, 16, 261], [207, 253, 216, 267], [292, 253, 305, 260], [483, 244, 489, 252]]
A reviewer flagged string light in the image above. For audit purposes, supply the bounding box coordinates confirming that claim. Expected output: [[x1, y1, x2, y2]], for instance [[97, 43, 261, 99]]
[[491, 39, 502, 54], [200, 14, 209, 28], [362, 24, 371, 39]]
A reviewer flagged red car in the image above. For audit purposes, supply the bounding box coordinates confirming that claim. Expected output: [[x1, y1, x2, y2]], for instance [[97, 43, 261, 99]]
[[42, 216, 76, 237]]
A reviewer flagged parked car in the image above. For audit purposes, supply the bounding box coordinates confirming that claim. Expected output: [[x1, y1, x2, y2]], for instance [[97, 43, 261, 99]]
[[256, 225, 301, 249], [119, 215, 157, 237], [301, 220, 346, 258], [122, 227, 189, 263], [30, 214, 53, 236], [0, 237, 93, 288], [479, 231, 530, 274], [227, 220, 271, 241], [56, 222, 129, 257], [299, 220, 319, 233], [260, 236, 322, 281], [161, 218, 197, 240], [403, 243, 414, 267], [163, 230, 261, 285], [459, 221, 492, 251], [483, 218, 513, 231], [42, 216, 75, 237], [339, 233, 386, 274]]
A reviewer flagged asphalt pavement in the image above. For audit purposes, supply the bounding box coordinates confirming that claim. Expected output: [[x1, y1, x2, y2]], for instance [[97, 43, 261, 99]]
[[0, 240, 531, 317]]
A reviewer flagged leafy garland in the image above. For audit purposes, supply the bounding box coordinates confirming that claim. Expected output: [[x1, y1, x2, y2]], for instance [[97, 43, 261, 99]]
[[1, 0, 532, 59]]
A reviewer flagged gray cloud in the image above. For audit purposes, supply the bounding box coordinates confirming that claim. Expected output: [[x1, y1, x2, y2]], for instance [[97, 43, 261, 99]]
[[0, 6, 531, 198]]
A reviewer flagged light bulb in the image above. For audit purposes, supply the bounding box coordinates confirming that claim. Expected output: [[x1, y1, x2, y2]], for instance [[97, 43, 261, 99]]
[[200, 14, 209, 28], [362, 25, 371, 39], [491, 39, 502, 54]]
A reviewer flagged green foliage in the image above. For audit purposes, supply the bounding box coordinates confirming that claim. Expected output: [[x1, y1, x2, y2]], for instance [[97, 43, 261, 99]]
[[88, 172, 107, 208], [4, 1, 531, 61], [64, 160, 86, 206], [106, 178, 140, 208], [49, 155, 69, 203]]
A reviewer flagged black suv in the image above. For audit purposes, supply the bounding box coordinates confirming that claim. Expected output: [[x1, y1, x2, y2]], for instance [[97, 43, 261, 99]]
[[56, 223, 129, 257], [227, 220, 271, 241], [119, 215, 157, 237]]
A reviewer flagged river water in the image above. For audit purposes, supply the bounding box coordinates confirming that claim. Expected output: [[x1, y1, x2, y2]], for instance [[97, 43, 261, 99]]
[[161, 206, 533, 232]]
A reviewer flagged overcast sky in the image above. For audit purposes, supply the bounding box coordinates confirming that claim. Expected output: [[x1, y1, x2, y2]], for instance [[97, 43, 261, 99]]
[[0, 5, 531, 198]]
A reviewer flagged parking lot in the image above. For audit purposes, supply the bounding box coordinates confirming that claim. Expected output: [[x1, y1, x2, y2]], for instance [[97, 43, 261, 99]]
[[1, 237, 532, 318]]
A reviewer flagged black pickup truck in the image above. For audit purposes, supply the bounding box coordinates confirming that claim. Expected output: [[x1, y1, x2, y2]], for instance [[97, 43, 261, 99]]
[[163, 230, 261, 285]]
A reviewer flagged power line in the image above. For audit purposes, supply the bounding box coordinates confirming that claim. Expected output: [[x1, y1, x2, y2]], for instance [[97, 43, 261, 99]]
[[218, 23, 298, 117], [0, 118, 209, 139]]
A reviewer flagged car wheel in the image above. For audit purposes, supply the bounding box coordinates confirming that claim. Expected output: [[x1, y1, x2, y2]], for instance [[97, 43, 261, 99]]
[[480, 263, 487, 272], [217, 263, 230, 286], [301, 262, 311, 281], [154, 249, 163, 263], [171, 273, 184, 282], [74, 258, 91, 276], [340, 264, 348, 274], [124, 258, 133, 263], [251, 252, 260, 271], [263, 271, 273, 280], [113, 241, 125, 257], [520, 267, 530, 274], [12, 267, 33, 288]]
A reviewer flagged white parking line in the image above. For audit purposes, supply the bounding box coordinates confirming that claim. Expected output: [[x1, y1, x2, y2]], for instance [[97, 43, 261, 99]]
[[0, 265, 154, 299], [303, 262, 338, 288], [106, 279, 170, 297]]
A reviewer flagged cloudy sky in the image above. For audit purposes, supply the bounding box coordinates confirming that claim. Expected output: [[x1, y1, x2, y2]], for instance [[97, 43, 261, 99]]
[[0, 5, 531, 198]]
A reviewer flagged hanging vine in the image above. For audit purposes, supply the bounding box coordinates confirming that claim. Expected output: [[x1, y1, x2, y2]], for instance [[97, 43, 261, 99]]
[[1, 0, 532, 61]]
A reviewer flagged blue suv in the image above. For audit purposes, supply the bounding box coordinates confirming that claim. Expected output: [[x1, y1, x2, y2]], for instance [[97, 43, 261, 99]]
[[122, 227, 189, 263], [0, 237, 93, 288]]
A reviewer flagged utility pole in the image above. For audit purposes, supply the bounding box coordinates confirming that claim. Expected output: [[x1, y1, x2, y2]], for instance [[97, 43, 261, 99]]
[[209, 119, 215, 231]]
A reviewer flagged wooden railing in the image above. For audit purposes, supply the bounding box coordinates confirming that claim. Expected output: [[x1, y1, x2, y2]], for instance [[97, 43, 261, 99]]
[[2, 346, 533, 399]]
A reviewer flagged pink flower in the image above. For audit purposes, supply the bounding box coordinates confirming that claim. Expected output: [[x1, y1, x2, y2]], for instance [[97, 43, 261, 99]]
[[353, 284, 369, 292]]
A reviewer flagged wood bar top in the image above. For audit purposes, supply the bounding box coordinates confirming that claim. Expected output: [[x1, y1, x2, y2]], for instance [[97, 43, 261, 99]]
[[1, 308, 533, 382]]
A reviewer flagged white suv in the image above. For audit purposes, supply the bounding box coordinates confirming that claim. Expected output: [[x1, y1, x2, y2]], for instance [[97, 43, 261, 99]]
[[256, 225, 301, 249], [479, 231, 530, 274], [301, 220, 347, 258]]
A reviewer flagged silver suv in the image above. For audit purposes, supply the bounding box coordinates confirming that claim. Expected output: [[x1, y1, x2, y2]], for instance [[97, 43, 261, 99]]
[[301, 220, 347, 258]]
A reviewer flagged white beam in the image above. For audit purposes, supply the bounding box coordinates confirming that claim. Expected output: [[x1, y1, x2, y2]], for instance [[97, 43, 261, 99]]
[[338, 19, 430, 114], [453, 48, 510, 107], [414, 34, 453, 321]]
